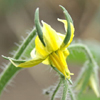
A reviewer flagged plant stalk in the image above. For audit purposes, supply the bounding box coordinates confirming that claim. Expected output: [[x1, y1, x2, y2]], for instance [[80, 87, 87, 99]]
[[62, 79, 68, 100], [51, 78, 62, 100], [0, 28, 36, 95]]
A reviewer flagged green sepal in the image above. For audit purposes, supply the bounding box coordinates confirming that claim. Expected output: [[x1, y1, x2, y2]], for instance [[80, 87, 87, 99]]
[[60, 5, 73, 24], [2, 55, 26, 63], [34, 8, 45, 46], [60, 5, 72, 46], [68, 79, 73, 85]]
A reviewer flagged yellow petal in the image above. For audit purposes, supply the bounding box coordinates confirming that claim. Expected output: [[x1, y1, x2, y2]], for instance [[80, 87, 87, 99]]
[[18, 57, 44, 68], [49, 52, 65, 76], [30, 48, 36, 58], [31, 47, 50, 65], [42, 21, 61, 52], [42, 57, 50, 65], [58, 19, 75, 48], [65, 26, 74, 48], [57, 32, 65, 39], [57, 50, 73, 79], [57, 50, 67, 69], [35, 36, 49, 58], [63, 48, 70, 58], [9, 59, 18, 67], [49, 50, 73, 79], [57, 18, 68, 32], [9, 56, 44, 68]]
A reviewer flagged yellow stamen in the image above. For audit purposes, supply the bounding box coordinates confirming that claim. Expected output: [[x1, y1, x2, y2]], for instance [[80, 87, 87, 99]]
[[50, 52, 67, 78]]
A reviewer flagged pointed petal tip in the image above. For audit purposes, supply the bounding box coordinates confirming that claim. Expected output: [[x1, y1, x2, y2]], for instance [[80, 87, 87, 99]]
[[41, 20, 48, 26], [41, 20, 44, 25], [9, 59, 18, 67], [30, 48, 36, 58], [70, 73, 74, 75], [57, 18, 61, 21]]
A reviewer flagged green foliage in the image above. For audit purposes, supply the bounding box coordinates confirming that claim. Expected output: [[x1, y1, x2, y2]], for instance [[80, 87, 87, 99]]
[[79, 93, 99, 100], [68, 41, 100, 67]]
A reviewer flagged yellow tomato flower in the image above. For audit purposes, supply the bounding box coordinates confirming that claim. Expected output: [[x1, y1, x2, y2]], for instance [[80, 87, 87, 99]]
[[11, 19, 74, 79]]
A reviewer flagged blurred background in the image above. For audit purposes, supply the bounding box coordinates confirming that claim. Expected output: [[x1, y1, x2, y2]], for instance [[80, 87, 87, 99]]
[[0, 0, 100, 100]]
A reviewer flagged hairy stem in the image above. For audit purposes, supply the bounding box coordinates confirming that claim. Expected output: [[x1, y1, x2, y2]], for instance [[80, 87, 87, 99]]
[[51, 78, 62, 100], [62, 79, 68, 100], [0, 28, 36, 95], [51, 65, 76, 100], [69, 86, 76, 100]]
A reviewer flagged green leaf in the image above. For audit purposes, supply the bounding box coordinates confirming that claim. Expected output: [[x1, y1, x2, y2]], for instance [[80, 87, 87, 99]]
[[34, 8, 45, 46]]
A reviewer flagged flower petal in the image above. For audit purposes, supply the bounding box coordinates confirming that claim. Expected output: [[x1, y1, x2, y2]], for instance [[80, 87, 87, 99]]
[[9, 46, 46, 68], [63, 48, 70, 58], [30, 48, 36, 58], [31, 48, 50, 65], [58, 18, 68, 32], [42, 21, 61, 52], [49, 50, 73, 79], [42, 57, 50, 65], [57, 50, 73, 79], [17, 57, 44, 68], [58, 19, 74, 48], [49, 52, 65, 76], [34, 36, 49, 58], [9, 54, 44, 68]]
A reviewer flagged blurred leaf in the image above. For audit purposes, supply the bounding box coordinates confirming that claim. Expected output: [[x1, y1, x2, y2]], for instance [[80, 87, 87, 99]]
[[68, 40, 100, 67], [0, 0, 32, 13], [79, 93, 99, 100]]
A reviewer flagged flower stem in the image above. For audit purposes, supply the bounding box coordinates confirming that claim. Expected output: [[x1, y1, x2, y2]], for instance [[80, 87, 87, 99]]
[[51, 65, 64, 76], [51, 78, 62, 100], [69, 86, 76, 100], [68, 43, 95, 64], [0, 28, 36, 95], [51, 65, 76, 100], [62, 79, 68, 100]]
